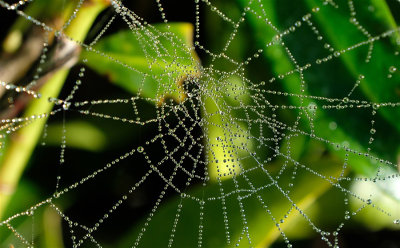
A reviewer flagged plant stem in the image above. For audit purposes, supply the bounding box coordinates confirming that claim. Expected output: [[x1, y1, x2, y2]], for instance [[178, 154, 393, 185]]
[[0, 0, 109, 220]]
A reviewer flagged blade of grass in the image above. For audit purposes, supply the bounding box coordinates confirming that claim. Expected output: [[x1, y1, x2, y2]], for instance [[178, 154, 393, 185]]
[[303, 0, 400, 133]]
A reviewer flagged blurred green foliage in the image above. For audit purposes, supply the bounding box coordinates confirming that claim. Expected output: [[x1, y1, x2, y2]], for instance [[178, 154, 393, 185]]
[[0, 0, 399, 247]]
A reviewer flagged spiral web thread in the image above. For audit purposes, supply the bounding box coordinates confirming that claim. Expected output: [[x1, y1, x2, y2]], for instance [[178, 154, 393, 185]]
[[0, 0, 400, 247]]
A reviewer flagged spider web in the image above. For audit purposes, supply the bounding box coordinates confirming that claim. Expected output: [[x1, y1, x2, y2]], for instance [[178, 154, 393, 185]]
[[0, 0, 400, 247]]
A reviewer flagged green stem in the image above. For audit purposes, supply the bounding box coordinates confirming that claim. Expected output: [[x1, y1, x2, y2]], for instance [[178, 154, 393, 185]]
[[0, 0, 109, 220]]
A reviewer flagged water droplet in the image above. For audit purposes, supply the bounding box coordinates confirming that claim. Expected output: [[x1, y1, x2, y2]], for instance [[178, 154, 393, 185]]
[[63, 102, 71, 110], [329, 121, 337, 130], [308, 102, 317, 112], [312, 7, 320, 12], [137, 146, 144, 153], [389, 66, 397, 73]]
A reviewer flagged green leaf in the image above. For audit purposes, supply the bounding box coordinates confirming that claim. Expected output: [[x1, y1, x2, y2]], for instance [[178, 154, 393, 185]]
[[82, 22, 200, 104], [303, 0, 400, 133], [236, 0, 399, 187]]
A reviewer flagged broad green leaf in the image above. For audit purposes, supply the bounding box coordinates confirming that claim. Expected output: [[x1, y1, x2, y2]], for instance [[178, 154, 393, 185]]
[[82, 23, 200, 103]]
